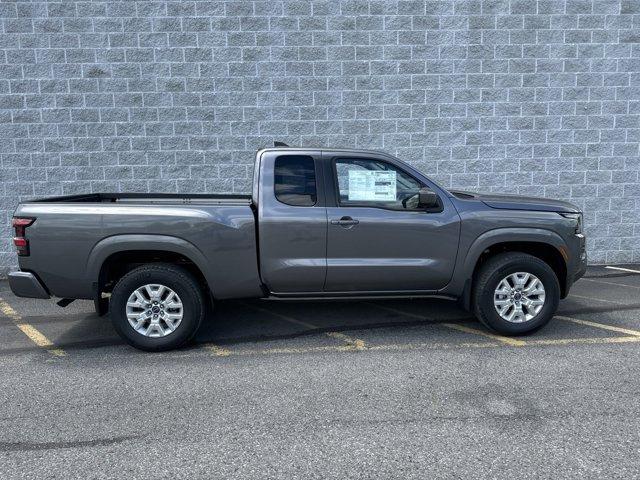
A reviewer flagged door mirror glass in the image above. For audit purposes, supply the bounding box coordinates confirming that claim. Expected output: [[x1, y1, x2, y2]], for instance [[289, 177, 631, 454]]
[[418, 187, 439, 209]]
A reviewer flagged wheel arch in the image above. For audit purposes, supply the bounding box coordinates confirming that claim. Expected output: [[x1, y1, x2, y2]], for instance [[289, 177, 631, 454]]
[[88, 235, 215, 301], [458, 228, 569, 310]]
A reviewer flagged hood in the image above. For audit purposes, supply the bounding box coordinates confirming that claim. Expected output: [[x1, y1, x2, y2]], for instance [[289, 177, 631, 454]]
[[450, 190, 580, 214]]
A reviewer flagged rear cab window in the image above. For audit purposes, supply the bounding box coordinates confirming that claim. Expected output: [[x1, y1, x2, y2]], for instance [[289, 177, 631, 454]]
[[274, 155, 317, 207]]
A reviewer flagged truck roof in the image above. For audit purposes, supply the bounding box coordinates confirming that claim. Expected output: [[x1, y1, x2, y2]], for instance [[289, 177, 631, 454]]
[[257, 146, 397, 158]]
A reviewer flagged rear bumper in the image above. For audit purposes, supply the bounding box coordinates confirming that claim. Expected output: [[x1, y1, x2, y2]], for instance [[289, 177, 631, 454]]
[[8, 271, 50, 299]]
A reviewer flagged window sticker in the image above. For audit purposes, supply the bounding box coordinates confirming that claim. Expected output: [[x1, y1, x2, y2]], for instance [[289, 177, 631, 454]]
[[348, 170, 397, 201]]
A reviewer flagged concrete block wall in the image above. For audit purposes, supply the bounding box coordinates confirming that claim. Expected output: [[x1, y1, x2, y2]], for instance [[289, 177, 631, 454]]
[[1, 0, 639, 272]]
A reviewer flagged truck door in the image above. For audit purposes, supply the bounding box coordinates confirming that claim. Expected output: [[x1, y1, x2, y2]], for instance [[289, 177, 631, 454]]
[[323, 153, 460, 292], [257, 150, 327, 293]]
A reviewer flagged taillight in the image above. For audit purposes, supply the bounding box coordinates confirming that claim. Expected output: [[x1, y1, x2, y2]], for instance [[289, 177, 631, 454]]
[[12, 217, 35, 256]]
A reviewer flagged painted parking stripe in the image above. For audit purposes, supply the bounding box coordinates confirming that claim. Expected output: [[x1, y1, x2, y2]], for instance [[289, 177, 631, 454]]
[[208, 345, 232, 357], [203, 343, 374, 357], [239, 303, 367, 350], [527, 336, 640, 346], [0, 297, 66, 357], [199, 340, 498, 357], [198, 335, 640, 358], [605, 266, 640, 274], [569, 293, 621, 305], [556, 315, 640, 337], [581, 278, 640, 290], [440, 322, 526, 346], [369, 303, 526, 346]]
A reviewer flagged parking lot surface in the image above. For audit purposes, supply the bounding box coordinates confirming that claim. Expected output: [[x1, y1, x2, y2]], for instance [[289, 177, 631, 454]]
[[0, 266, 639, 479]]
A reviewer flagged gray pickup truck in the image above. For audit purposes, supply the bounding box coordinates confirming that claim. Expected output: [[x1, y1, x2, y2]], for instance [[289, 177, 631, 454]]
[[9, 146, 587, 351]]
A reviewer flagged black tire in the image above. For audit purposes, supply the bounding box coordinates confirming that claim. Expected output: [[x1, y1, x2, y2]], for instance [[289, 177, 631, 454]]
[[472, 252, 560, 335], [110, 263, 205, 351]]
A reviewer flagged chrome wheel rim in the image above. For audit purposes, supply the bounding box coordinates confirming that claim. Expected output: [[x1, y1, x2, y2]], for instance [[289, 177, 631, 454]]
[[494, 272, 546, 323], [126, 284, 183, 337]]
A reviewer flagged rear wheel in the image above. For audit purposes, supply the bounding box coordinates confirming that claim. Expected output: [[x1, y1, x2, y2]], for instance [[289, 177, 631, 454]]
[[110, 264, 205, 351], [472, 253, 560, 335]]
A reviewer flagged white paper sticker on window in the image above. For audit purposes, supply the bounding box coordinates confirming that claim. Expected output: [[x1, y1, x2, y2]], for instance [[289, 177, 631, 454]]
[[348, 170, 396, 201]]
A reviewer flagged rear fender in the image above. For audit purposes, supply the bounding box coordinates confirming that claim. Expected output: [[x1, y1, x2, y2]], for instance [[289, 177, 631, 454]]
[[87, 234, 215, 295]]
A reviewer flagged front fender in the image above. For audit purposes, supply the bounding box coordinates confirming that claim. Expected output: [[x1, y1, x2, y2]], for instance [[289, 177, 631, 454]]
[[443, 227, 568, 306], [462, 228, 567, 278]]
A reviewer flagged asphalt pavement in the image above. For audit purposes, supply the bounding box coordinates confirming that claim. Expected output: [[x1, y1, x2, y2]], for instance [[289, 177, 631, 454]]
[[0, 265, 639, 479]]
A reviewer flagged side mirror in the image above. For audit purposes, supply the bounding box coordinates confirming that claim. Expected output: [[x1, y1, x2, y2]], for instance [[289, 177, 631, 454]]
[[418, 187, 439, 209]]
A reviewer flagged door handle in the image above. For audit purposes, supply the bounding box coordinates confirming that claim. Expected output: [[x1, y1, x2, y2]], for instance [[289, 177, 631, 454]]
[[331, 216, 359, 227]]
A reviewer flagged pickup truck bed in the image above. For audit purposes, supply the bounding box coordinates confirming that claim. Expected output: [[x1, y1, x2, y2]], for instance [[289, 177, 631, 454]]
[[12, 192, 263, 302]]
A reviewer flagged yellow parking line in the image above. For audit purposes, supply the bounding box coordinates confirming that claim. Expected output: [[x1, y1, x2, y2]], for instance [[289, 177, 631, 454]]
[[528, 336, 640, 346], [369, 303, 525, 346], [240, 303, 368, 350], [200, 340, 497, 357], [556, 315, 640, 337], [325, 332, 366, 350], [0, 297, 66, 357], [203, 343, 369, 357], [199, 335, 640, 358], [366, 340, 496, 351], [440, 323, 526, 346], [208, 344, 232, 357]]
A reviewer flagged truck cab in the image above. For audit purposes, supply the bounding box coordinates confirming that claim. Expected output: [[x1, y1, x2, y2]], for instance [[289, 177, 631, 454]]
[[256, 148, 460, 295]]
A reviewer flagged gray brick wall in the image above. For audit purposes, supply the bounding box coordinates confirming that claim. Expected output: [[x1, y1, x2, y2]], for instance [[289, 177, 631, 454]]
[[1, 0, 639, 273]]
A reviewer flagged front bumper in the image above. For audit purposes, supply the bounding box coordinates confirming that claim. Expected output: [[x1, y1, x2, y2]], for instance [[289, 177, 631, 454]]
[[565, 234, 587, 295], [8, 271, 50, 299], [574, 249, 587, 281]]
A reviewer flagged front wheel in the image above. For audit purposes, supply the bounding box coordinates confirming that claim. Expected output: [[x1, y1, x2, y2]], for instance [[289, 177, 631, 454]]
[[472, 253, 560, 335], [110, 264, 205, 351]]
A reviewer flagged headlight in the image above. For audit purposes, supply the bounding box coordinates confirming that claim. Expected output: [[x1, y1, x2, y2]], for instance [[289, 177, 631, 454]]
[[560, 212, 583, 234]]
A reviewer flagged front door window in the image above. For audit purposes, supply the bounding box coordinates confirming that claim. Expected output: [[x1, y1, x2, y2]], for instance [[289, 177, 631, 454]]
[[335, 159, 424, 211]]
